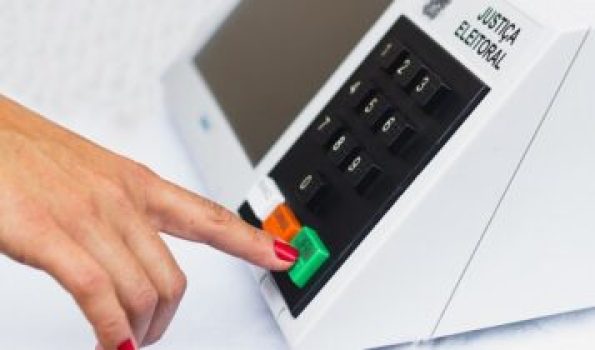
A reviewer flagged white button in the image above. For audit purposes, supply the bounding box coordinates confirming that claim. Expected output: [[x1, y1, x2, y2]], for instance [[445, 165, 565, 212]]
[[246, 176, 285, 221]]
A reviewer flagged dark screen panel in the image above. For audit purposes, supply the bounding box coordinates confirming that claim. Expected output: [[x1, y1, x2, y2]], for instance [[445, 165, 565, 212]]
[[195, 0, 392, 164]]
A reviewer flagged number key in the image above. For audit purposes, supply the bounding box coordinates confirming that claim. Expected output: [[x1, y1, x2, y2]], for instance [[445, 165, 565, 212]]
[[411, 70, 446, 107], [312, 113, 343, 147], [328, 133, 359, 167], [345, 79, 375, 109], [344, 152, 380, 191], [378, 113, 416, 153], [295, 172, 327, 207], [378, 41, 407, 73], [360, 94, 393, 128], [393, 54, 422, 88]]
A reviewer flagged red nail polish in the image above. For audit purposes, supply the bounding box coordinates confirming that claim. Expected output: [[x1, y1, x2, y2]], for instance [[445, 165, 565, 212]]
[[274, 239, 299, 262], [117, 339, 135, 350]]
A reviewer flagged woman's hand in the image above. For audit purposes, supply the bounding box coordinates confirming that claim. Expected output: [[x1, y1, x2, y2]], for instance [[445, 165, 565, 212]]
[[0, 96, 298, 350]]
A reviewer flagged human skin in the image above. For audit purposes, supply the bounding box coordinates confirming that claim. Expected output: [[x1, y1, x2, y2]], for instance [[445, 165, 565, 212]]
[[0, 95, 298, 350]]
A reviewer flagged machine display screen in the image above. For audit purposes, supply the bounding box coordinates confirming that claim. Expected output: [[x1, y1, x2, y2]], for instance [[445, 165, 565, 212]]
[[194, 0, 391, 164]]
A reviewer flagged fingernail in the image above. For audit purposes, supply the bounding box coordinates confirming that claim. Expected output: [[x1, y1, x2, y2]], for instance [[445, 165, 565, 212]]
[[274, 239, 299, 262], [117, 339, 135, 350]]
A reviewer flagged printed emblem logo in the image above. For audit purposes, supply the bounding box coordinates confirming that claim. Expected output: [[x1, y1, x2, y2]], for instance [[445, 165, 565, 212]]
[[423, 0, 451, 19]]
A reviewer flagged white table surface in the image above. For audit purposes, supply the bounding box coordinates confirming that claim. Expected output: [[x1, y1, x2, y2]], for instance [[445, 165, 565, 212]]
[[1, 1, 595, 349]]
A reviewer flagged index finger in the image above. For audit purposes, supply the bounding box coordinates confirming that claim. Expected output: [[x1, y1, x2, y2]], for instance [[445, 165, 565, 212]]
[[145, 177, 297, 271]]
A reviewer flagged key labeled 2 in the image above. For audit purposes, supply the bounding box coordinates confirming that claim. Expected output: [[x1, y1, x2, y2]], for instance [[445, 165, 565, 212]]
[[393, 54, 422, 87]]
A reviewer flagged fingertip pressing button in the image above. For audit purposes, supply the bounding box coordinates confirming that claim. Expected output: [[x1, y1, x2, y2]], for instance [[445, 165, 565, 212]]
[[288, 227, 330, 288]]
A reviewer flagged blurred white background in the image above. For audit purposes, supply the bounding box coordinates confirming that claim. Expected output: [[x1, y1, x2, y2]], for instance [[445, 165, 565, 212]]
[[1, 1, 595, 349]]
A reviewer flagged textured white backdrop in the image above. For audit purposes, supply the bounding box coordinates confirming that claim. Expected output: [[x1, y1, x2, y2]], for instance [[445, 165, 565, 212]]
[[0, 1, 595, 349]]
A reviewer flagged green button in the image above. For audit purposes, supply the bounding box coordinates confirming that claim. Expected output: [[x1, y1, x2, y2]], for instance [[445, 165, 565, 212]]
[[288, 226, 330, 288]]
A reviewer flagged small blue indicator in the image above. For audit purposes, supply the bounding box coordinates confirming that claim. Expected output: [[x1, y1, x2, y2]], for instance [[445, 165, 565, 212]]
[[199, 114, 212, 131]]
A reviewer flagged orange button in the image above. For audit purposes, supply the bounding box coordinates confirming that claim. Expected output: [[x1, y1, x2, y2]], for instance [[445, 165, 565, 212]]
[[263, 204, 302, 242]]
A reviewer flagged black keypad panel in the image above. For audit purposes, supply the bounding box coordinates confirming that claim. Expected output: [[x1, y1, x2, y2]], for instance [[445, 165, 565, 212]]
[[239, 16, 489, 317]]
